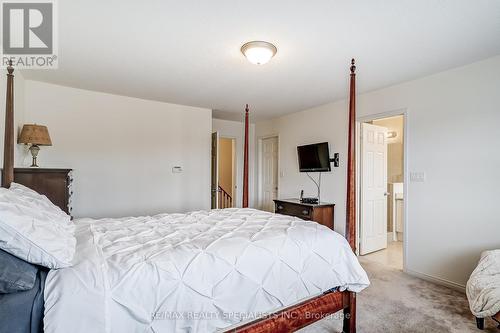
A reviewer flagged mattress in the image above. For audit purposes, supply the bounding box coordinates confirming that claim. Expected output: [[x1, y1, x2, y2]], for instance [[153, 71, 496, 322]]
[[44, 208, 369, 332]]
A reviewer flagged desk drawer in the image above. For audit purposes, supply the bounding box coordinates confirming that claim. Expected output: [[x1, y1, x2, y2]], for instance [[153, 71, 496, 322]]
[[275, 202, 312, 220]]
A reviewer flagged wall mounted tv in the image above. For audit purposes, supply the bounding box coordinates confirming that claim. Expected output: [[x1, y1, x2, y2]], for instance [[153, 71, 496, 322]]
[[297, 142, 331, 172]]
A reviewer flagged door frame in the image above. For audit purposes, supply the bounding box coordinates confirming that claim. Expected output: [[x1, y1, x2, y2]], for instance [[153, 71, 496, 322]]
[[257, 134, 280, 210], [356, 109, 409, 272]]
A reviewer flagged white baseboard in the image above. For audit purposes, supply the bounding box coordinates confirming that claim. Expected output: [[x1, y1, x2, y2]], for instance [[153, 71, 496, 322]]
[[405, 268, 466, 293]]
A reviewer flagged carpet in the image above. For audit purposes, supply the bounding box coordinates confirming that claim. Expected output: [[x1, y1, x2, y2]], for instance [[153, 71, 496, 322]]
[[299, 258, 498, 332]]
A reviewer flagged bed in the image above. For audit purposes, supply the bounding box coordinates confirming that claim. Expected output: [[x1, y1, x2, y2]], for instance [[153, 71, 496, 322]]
[[1, 59, 366, 332], [44, 209, 368, 332]]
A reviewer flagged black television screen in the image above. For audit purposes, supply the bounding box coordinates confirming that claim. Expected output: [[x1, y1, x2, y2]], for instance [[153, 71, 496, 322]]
[[297, 142, 331, 172]]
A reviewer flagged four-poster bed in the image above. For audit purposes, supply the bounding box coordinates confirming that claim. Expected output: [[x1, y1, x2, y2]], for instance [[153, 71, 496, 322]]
[[1, 60, 363, 333]]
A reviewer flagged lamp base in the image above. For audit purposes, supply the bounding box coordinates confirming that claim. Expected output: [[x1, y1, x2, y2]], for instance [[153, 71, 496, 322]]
[[29, 145, 40, 167]]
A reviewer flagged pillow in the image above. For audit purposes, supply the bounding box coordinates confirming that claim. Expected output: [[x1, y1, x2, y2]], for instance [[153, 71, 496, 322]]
[[0, 188, 76, 269], [0, 249, 38, 293], [9, 182, 70, 222]]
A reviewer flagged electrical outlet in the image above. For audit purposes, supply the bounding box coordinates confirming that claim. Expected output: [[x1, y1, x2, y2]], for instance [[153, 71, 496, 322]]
[[410, 172, 425, 182]]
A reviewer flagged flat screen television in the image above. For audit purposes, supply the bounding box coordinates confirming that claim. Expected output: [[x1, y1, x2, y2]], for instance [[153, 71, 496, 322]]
[[297, 142, 331, 172]]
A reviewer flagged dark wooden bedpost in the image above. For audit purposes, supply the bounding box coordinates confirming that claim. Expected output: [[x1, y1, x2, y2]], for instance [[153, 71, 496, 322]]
[[343, 58, 357, 333], [242, 104, 249, 208], [346, 59, 356, 252], [232, 60, 359, 333], [2, 60, 15, 188]]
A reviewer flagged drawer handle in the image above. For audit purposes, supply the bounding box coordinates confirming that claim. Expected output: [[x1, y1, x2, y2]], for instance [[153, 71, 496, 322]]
[[277, 205, 283, 210], [302, 210, 309, 215]]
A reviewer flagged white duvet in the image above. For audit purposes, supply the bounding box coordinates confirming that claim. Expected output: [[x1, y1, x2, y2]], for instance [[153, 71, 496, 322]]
[[466, 249, 500, 318], [44, 208, 369, 333]]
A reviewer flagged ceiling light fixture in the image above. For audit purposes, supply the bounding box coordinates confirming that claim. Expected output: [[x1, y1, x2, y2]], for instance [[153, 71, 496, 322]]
[[241, 41, 277, 65]]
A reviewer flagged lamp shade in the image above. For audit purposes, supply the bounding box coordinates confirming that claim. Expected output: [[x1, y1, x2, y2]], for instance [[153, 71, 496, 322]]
[[18, 124, 52, 146]]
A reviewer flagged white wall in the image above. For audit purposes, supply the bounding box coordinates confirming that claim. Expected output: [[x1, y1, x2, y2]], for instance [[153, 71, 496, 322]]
[[23, 80, 212, 218], [256, 55, 500, 289], [255, 102, 349, 232], [212, 118, 256, 207]]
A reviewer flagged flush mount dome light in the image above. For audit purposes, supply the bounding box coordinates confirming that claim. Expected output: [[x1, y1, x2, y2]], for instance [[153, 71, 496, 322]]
[[241, 41, 277, 65]]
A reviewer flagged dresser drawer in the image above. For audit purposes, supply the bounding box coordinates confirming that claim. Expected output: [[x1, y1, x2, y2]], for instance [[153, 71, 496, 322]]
[[275, 202, 312, 220]]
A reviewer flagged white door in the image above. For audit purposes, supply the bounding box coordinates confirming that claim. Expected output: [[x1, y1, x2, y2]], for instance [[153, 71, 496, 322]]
[[360, 123, 388, 255], [261, 137, 278, 212], [211, 132, 219, 209]]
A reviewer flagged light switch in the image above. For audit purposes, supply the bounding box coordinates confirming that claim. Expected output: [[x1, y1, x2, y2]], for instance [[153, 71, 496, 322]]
[[172, 166, 183, 173], [410, 172, 425, 182], [280, 171, 285, 178]]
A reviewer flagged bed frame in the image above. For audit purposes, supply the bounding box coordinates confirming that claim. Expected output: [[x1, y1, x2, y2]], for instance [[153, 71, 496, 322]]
[[2, 59, 359, 333]]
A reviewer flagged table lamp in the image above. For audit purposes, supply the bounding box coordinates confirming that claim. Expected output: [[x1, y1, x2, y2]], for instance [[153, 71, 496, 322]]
[[18, 124, 52, 167]]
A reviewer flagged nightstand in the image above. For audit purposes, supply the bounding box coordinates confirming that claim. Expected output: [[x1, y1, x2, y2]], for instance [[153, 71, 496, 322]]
[[13, 168, 73, 216], [274, 199, 335, 229]]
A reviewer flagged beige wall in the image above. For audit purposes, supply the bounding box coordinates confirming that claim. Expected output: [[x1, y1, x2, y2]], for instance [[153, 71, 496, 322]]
[[218, 137, 234, 198]]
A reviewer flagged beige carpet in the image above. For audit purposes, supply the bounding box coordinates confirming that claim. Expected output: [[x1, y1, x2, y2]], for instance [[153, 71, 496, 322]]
[[299, 257, 499, 333]]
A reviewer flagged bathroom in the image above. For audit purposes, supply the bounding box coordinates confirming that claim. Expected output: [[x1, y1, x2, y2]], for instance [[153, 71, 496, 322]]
[[361, 115, 405, 270]]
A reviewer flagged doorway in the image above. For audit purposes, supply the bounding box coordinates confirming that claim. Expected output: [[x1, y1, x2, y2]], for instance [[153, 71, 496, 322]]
[[211, 132, 236, 209], [358, 114, 406, 271], [258, 136, 279, 212]]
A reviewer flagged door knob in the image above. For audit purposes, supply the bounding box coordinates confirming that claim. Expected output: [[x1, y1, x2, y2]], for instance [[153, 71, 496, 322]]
[[384, 192, 390, 196]]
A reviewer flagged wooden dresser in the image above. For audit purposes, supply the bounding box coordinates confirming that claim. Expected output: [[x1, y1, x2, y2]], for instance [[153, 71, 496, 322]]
[[13, 168, 73, 216], [274, 199, 335, 229]]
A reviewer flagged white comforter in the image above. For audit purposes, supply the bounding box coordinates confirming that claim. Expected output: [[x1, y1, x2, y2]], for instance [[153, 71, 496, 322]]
[[466, 249, 500, 318], [44, 208, 369, 333]]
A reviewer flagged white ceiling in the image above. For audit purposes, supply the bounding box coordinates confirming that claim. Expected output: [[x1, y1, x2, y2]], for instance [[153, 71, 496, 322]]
[[22, 0, 500, 121]]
